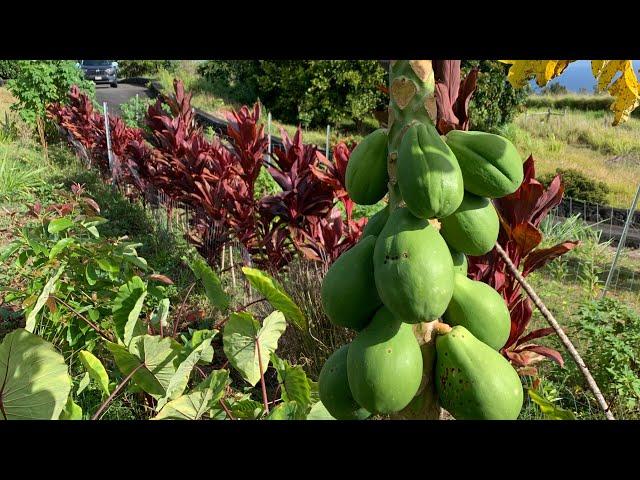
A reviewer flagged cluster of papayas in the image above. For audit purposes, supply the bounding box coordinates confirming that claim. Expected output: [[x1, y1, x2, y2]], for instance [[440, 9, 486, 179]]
[[319, 60, 525, 420]]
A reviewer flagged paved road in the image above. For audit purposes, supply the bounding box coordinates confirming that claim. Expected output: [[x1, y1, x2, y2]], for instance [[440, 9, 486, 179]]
[[94, 82, 150, 116]]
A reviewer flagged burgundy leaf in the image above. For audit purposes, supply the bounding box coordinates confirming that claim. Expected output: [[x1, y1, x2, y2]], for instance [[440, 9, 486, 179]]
[[523, 241, 580, 276]]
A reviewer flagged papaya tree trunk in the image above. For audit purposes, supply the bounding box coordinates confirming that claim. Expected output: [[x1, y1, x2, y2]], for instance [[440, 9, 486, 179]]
[[385, 60, 442, 420]]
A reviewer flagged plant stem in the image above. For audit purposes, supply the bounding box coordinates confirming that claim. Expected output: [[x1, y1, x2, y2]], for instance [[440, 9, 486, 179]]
[[91, 362, 145, 420], [494, 242, 615, 420], [219, 398, 235, 420], [173, 282, 196, 338], [255, 338, 270, 414], [51, 295, 114, 342]]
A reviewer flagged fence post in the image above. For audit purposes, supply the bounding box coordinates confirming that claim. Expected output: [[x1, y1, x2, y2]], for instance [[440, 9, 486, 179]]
[[326, 125, 330, 159], [135, 93, 140, 124], [103, 102, 115, 184], [267, 112, 272, 156], [601, 183, 640, 299]]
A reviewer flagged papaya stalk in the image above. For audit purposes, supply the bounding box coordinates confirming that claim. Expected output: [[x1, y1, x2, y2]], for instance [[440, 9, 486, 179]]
[[385, 60, 443, 420]]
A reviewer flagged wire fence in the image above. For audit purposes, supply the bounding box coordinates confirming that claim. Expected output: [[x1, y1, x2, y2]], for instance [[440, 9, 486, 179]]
[[543, 194, 640, 304]]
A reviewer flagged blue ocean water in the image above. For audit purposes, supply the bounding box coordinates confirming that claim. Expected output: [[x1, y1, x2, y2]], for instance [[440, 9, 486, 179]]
[[529, 60, 640, 93]]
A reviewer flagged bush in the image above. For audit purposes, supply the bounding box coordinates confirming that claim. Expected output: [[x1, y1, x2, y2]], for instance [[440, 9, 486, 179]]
[[0, 60, 20, 79], [117, 60, 179, 78], [196, 60, 262, 106], [6, 60, 95, 126], [461, 60, 529, 133], [198, 60, 387, 130], [576, 297, 640, 414], [539, 168, 610, 204]]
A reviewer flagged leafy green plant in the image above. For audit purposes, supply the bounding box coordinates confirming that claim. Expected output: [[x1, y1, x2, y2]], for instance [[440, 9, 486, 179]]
[[0, 60, 20, 80], [0, 185, 168, 353], [461, 60, 528, 133], [539, 168, 610, 204], [119, 95, 154, 129], [0, 328, 71, 419], [199, 60, 387, 130], [576, 297, 640, 413], [0, 154, 46, 200], [6, 61, 94, 127], [117, 60, 179, 78]]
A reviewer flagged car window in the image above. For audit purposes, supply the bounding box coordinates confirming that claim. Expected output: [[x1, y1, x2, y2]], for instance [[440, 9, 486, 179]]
[[82, 60, 114, 67]]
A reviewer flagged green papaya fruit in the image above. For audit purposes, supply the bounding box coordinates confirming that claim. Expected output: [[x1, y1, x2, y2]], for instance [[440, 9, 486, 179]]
[[347, 306, 423, 414], [321, 235, 381, 331], [443, 274, 511, 350], [361, 204, 389, 239], [319, 345, 371, 420], [445, 130, 524, 198], [450, 248, 468, 276], [435, 326, 523, 420], [440, 192, 499, 256], [345, 129, 389, 205], [397, 122, 464, 219], [373, 207, 454, 323]]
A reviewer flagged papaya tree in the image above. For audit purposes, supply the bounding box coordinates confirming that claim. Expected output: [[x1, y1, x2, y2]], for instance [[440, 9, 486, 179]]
[[318, 60, 528, 420]]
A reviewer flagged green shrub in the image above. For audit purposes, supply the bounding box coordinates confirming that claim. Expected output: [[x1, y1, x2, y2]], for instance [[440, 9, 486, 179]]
[[539, 168, 610, 204], [196, 60, 262, 106], [119, 95, 154, 128], [0, 60, 20, 79], [576, 297, 640, 413], [198, 60, 387, 130], [117, 60, 179, 78], [461, 60, 529, 133], [6, 60, 94, 126]]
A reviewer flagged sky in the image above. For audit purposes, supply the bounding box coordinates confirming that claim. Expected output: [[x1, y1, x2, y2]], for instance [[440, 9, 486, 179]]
[[530, 60, 640, 93]]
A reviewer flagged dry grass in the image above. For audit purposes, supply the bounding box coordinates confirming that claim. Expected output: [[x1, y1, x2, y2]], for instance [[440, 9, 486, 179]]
[[0, 87, 14, 117], [503, 109, 640, 208]]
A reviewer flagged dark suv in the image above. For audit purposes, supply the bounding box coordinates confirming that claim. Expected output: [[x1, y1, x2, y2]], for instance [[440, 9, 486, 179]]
[[79, 60, 118, 88]]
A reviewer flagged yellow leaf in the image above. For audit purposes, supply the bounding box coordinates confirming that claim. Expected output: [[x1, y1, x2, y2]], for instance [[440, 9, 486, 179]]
[[500, 60, 577, 88], [503, 59, 640, 125], [591, 60, 640, 125], [591, 60, 606, 78]]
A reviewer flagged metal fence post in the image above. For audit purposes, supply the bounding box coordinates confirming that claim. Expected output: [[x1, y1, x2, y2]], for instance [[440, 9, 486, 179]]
[[103, 102, 115, 184], [326, 125, 330, 159], [601, 183, 640, 299], [268, 112, 272, 155]]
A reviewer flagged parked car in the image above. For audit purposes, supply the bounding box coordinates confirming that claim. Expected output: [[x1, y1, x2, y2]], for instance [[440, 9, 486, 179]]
[[78, 60, 119, 88]]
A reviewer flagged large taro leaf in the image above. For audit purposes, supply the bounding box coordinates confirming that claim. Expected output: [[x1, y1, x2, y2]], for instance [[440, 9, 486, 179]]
[[106, 335, 181, 397], [266, 401, 305, 420], [112, 276, 147, 345], [306, 401, 336, 420], [154, 369, 229, 420], [156, 336, 214, 411], [241, 267, 306, 331], [184, 253, 229, 312], [25, 265, 65, 333], [59, 395, 83, 420], [223, 311, 286, 386], [271, 353, 311, 412], [78, 350, 110, 396], [0, 329, 71, 420]]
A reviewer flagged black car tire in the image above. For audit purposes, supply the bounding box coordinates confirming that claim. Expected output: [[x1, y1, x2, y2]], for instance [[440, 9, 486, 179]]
[[110, 82, 118, 88]]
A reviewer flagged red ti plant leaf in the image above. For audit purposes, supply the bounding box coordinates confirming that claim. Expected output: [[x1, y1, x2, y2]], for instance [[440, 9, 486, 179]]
[[511, 221, 543, 257], [522, 241, 580, 276], [433, 60, 479, 135], [467, 155, 577, 372]]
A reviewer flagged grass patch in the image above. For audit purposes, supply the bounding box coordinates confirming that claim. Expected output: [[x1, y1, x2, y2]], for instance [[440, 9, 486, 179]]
[[500, 109, 640, 208]]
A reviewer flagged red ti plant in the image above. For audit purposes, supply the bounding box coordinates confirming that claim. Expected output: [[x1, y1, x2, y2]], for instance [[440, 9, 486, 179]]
[[467, 155, 580, 375]]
